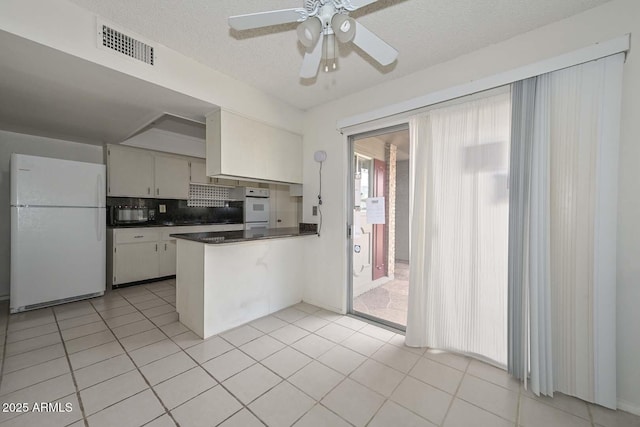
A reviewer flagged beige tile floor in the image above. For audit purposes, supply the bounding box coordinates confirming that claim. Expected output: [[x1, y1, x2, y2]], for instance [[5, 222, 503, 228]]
[[1, 279, 639, 427]]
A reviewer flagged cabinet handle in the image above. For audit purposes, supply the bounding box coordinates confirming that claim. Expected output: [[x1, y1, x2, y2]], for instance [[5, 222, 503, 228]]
[[134, 235, 144, 239], [155, 244, 158, 252], [156, 188, 160, 196], [165, 243, 167, 250], [147, 187, 150, 195], [277, 219, 282, 223]]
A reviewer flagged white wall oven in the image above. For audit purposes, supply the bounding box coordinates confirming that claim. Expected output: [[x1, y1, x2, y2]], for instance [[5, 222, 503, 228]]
[[233, 187, 270, 229]]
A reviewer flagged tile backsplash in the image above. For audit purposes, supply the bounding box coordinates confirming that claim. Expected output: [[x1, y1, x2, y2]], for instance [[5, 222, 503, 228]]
[[107, 197, 243, 225]]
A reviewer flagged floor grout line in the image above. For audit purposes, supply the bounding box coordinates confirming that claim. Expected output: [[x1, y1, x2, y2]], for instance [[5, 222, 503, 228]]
[[360, 344, 422, 426], [51, 306, 90, 427], [588, 402, 595, 427], [434, 354, 470, 426], [515, 380, 522, 427], [0, 307, 10, 390], [93, 288, 181, 427]]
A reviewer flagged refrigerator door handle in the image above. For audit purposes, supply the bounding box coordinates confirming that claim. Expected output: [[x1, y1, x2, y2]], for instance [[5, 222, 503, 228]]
[[96, 174, 103, 241]]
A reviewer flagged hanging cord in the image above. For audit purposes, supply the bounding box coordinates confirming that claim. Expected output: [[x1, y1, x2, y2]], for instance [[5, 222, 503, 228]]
[[317, 160, 323, 237]]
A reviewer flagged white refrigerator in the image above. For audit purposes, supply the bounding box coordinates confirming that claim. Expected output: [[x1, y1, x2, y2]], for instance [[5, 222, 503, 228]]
[[10, 154, 106, 313]]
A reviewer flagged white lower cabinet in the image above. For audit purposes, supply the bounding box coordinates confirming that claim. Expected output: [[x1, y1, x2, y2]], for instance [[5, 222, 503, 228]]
[[159, 239, 177, 277], [114, 242, 160, 284], [108, 224, 243, 287]]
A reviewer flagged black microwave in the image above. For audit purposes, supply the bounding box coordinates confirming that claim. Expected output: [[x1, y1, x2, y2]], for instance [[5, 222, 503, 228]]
[[109, 206, 155, 225]]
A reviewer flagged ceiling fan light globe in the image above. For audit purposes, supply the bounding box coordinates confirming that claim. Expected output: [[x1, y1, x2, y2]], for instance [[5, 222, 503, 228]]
[[331, 14, 356, 43], [297, 17, 322, 48]]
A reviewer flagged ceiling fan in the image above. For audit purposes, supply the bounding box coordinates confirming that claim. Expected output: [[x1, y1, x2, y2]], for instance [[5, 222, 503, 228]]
[[228, 0, 399, 78]]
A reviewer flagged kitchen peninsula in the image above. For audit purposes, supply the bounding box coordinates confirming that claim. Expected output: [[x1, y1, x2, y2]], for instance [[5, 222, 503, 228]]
[[171, 227, 316, 338]]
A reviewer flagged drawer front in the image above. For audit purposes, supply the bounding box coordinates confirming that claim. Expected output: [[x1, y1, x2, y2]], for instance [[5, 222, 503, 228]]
[[115, 228, 161, 244]]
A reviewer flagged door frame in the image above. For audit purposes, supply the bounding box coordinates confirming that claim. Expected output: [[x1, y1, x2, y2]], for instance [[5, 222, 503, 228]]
[[347, 123, 409, 332]]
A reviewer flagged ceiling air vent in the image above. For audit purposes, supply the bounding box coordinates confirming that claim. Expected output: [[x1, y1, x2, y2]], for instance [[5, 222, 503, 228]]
[[97, 20, 155, 65]]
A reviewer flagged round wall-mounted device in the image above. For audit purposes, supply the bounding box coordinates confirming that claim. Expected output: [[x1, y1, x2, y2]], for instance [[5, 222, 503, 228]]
[[314, 150, 327, 162]]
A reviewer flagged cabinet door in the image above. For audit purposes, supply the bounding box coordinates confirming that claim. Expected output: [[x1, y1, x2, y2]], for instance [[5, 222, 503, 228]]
[[159, 240, 177, 277], [271, 184, 299, 228], [207, 110, 303, 183], [107, 146, 155, 197], [155, 155, 190, 199], [190, 159, 209, 184], [113, 242, 159, 284]]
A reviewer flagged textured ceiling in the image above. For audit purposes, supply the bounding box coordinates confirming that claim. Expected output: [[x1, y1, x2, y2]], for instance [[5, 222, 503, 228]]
[[67, 0, 609, 110]]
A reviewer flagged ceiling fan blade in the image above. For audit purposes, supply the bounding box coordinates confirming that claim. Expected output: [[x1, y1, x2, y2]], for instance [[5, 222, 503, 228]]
[[299, 36, 324, 79], [342, 0, 379, 11], [352, 21, 398, 66], [229, 8, 308, 31]]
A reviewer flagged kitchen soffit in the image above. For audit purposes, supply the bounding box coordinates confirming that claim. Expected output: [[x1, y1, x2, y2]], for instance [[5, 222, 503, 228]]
[[0, 30, 215, 145]]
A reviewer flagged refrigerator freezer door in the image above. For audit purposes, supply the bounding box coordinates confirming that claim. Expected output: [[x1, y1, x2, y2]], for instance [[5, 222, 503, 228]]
[[10, 206, 105, 312], [11, 154, 106, 207]]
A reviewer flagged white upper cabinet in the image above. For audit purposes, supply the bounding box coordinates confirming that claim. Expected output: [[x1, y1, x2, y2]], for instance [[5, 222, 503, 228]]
[[154, 155, 190, 199], [189, 159, 209, 184], [107, 144, 199, 199], [107, 145, 155, 197], [206, 109, 303, 184]]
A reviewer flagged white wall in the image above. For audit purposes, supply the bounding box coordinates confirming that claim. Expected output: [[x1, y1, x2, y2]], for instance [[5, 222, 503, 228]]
[[0, 130, 103, 297], [300, 0, 640, 412]]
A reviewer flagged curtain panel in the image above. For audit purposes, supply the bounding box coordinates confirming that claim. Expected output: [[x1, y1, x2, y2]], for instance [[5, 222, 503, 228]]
[[406, 92, 511, 366]]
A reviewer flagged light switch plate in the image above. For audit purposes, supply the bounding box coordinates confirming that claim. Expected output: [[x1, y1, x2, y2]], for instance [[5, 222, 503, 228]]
[[312, 206, 318, 216], [159, 204, 166, 213]]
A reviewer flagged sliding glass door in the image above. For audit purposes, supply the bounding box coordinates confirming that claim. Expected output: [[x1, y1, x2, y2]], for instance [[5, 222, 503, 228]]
[[348, 126, 410, 330]]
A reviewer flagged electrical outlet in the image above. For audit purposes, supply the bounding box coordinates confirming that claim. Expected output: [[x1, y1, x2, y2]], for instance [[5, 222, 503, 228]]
[[312, 206, 318, 216]]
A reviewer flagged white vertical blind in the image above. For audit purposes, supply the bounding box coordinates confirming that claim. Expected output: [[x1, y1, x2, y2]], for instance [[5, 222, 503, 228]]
[[546, 53, 623, 407], [406, 92, 511, 365], [528, 72, 553, 396], [508, 53, 622, 407]]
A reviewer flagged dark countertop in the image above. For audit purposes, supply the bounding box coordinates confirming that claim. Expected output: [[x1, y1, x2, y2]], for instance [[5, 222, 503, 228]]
[[108, 221, 243, 229], [170, 227, 317, 244]]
